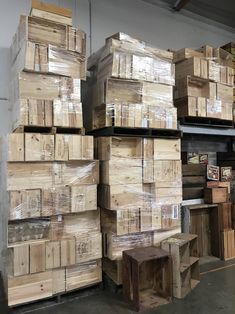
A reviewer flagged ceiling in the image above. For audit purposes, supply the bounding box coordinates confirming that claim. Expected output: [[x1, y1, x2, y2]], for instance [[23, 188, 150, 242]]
[[143, 0, 235, 29]]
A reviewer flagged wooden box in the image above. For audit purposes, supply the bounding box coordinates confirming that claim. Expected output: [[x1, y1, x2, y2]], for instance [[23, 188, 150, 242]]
[[95, 137, 142, 161], [8, 271, 52, 306], [75, 232, 102, 263], [98, 184, 143, 211], [55, 135, 94, 161], [173, 48, 203, 63], [154, 160, 182, 188], [221, 230, 235, 260], [175, 57, 208, 80], [100, 159, 142, 185], [45, 241, 61, 269], [62, 210, 100, 237], [71, 185, 97, 212], [97, 50, 175, 86], [25, 133, 54, 161], [41, 187, 71, 216], [13, 41, 86, 79], [11, 15, 85, 62], [7, 161, 99, 190], [174, 76, 216, 100], [101, 208, 140, 235], [30, 0, 73, 26], [153, 138, 181, 161], [123, 247, 172, 311], [103, 232, 153, 260], [204, 187, 228, 204], [65, 260, 102, 292]]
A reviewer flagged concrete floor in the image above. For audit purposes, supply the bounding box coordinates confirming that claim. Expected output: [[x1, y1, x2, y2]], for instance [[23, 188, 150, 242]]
[[13, 260, 235, 314]]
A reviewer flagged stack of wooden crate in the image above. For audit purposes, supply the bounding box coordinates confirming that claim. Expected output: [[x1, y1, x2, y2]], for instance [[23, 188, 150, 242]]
[[98, 136, 182, 284], [221, 43, 235, 122], [84, 32, 183, 285], [84, 32, 177, 131], [174, 46, 234, 123], [1, 1, 102, 307]]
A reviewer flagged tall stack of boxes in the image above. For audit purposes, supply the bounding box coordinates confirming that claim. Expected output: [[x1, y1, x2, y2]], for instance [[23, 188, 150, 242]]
[[1, 1, 102, 307], [221, 43, 235, 121], [84, 32, 177, 131], [84, 33, 183, 284], [174, 46, 234, 122]]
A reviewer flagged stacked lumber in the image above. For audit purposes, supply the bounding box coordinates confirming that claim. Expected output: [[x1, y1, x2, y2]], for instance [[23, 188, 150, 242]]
[[84, 32, 177, 131], [1, 1, 102, 307], [174, 46, 234, 122], [96, 136, 182, 284]]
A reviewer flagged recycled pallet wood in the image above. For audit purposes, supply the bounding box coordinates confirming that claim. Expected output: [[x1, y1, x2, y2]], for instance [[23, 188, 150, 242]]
[[87, 126, 182, 139], [179, 116, 233, 128]]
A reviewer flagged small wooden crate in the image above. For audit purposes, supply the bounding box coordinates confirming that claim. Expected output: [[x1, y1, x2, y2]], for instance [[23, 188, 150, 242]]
[[204, 187, 228, 204], [123, 247, 172, 311]]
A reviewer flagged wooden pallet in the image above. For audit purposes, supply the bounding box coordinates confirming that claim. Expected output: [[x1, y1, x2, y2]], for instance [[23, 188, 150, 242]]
[[87, 127, 182, 139], [179, 116, 233, 128], [13, 125, 85, 135]]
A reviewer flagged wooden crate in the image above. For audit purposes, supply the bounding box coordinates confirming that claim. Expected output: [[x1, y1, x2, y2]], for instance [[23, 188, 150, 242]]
[[65, 259, 102, 292], [11, 15, 85, 62], [95, 136, 142, 161], [13, 41, 86, 79], [182, 164, 206, 200], [100, 158, 142, 185], [174, 76, 216, 100], [221, 230, 235, 260], [98, 184, 143, 211], [75, 232, 102, 263], [103, 232, 153, 260], [123, 247, 172, 311], [8, 271, 53, 306], [204, 187, 228, 204], [161, 234, 199, 299], [153, 160, 182, 187], [7, 134, 93, 162], [6, 160, 99, 190], [31, 0, 73, 25]]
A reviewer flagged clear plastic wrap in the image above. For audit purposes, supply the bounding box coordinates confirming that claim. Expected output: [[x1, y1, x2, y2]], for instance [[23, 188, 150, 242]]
[[96, 137, 182, 235], [12, 42, 86, 79], [6, 160, 99, 190], [6, 134, 94, 162], [11, 15, 86, 64], [175, 96, 233, 121], [8, 184, 97, 220], [11, 72, 83, 129], [97, 51, 175, 86]]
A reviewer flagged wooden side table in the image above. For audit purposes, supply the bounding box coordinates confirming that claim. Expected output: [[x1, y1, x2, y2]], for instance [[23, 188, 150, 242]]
[[122, 246, 172, 311]]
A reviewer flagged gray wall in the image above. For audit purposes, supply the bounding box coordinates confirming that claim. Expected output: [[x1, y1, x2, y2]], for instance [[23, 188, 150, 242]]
[[0, 0, 234, 134]]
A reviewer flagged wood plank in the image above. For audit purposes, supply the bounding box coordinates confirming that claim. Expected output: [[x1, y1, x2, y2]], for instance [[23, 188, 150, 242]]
[[60, 238, 76, 267], [45, 241, 61, 269]]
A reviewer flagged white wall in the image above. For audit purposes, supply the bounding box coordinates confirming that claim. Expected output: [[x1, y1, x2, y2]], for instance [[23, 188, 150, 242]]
[[0, 0, 234, 51], [0, 0, 234, 133]]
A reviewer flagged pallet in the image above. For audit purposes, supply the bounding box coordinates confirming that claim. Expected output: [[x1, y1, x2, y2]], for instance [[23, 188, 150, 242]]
[[179, 116, 233, 128], [11, 283, 103, 313], [86, 127, 182, 139], [13, 126, 85, 135]]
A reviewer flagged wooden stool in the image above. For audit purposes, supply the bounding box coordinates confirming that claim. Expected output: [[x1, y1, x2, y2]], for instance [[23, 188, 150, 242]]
[[122, 246, 172, 311]]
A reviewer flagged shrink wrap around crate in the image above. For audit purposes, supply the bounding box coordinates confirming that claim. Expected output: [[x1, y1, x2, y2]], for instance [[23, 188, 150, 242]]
[[174, 46, 234, 122], [84, 32, 177, 132]]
